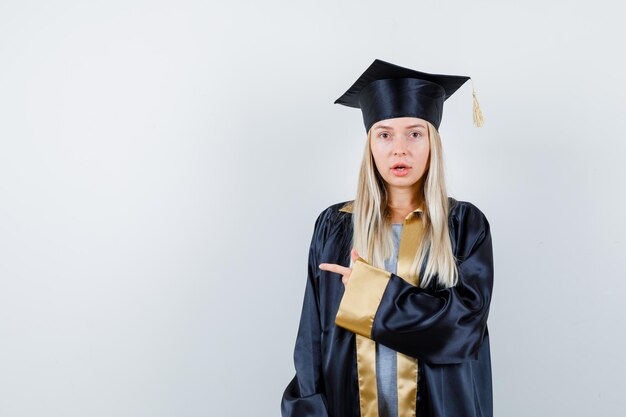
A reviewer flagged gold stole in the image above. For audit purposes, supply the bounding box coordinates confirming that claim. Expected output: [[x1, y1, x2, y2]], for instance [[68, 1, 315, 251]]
[[394, 211, 424, 417], [342, 202, 424, 417]]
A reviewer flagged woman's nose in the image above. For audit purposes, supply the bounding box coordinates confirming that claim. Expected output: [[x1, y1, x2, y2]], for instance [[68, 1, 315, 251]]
[[393, 140, 408, 155]]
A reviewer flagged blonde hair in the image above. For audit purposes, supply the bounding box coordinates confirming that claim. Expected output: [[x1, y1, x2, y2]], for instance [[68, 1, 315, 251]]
[[351, 121, 459, 289]]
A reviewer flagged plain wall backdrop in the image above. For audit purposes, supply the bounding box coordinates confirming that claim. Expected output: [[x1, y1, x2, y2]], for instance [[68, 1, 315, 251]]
[[1, 0, 625, 416]]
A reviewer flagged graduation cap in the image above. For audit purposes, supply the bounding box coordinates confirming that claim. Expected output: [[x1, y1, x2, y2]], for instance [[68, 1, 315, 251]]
[[334, 58, 484, 133]]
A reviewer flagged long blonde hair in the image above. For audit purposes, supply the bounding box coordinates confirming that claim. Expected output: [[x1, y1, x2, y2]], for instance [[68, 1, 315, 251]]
[[351, 121, 459, 289]]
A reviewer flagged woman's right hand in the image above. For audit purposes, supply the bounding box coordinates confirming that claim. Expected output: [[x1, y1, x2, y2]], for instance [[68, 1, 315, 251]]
[[318, 248, 360, 288]]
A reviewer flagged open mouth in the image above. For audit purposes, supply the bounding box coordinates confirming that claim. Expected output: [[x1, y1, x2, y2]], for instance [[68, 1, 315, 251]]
[[390, 163, 411, 176], [391, 163, 411, 171]]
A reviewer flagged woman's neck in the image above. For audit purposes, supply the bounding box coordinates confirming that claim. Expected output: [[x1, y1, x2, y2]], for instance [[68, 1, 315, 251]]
[[387, 181, 424, 213]]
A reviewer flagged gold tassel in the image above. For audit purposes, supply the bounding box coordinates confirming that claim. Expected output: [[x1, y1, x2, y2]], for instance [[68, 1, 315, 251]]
[[471, 78, 484, 127]]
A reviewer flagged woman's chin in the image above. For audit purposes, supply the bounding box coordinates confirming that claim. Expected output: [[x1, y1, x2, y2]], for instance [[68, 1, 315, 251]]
[[385, 177, 420, 187]]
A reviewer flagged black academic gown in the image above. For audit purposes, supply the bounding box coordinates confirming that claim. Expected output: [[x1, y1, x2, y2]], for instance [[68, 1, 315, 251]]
[[281, 197, 494, 417]]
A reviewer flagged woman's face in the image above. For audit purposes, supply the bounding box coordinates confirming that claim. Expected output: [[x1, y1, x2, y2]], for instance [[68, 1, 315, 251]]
[[369, 116, 430, 190]]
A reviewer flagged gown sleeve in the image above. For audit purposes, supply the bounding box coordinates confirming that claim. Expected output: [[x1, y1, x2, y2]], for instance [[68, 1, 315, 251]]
[[335, 203, 494, 365], [281, 210, 330, 417]]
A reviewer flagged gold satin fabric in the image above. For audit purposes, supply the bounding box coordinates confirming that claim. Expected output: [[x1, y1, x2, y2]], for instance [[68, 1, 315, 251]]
[[355, 232, 380, 417], [395, 211, 424, 417], [338, 201, 424, 417], [356, 334, 379, 417], [335, 258, 391, 338]]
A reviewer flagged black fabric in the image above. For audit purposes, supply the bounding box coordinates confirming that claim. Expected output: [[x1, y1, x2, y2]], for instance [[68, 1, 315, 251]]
[[281, 197, 494, 417], [334, 59, 471, 132]]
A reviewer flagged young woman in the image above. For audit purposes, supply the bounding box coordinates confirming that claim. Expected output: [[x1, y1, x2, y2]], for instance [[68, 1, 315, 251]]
[[281, 59, 494, 417]]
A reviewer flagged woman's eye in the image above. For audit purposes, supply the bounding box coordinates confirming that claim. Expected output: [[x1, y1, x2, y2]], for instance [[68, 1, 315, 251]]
[[411, 132, 421, 138], [379, 133, 390, 139]]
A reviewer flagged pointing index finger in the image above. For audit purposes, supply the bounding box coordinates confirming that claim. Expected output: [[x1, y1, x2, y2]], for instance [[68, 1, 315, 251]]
[[318, 263, 351, 276]]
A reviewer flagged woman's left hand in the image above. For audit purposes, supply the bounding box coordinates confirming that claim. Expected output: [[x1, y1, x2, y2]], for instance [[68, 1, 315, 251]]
[[319, 248, 360, 288]]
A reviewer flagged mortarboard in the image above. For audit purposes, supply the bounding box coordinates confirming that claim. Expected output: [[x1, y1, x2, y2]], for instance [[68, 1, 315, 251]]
[[334, 58, 484, 133]]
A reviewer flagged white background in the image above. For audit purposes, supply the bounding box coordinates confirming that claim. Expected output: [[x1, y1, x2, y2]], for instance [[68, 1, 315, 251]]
[[1, 1, 625, 416]]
